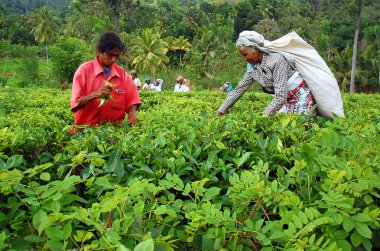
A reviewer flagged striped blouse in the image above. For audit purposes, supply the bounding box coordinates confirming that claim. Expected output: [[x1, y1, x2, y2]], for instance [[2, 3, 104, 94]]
[[218, 52, 295, 116]]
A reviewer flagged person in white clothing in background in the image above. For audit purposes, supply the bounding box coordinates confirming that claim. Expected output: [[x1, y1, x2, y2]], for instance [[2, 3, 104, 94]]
[[130, 70, 141, 91], [174, 75, 190, 92], [152, 79, 163, 92], [142, 78, 153, 91]]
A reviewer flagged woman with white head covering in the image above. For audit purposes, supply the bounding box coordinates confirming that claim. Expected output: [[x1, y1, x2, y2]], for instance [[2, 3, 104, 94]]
[[174, 75, 190, 92], [216, 31, 316, 116], [152, 78, 163, 92]]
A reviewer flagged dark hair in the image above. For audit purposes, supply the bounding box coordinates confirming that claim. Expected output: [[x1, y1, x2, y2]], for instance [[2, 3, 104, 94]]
[[96, 32, 125, 54]]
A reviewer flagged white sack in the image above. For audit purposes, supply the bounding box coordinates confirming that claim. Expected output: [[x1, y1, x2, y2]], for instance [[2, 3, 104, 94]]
[[264, 32, 344, 119]]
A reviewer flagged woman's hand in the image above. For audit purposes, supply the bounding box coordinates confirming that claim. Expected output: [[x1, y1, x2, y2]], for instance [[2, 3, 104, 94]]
[[77, 85, 112, 108], [127, 112, 139, 125], [208, 111, 223, 119], [94, 86, 112, 98], [127, 105, 139, 125]]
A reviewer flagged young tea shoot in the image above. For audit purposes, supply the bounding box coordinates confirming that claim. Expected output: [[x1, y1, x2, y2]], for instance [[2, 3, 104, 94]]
[[98, 81, 117, 107]]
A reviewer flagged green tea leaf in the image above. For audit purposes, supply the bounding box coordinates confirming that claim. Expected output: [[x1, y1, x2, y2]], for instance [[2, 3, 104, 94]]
[[271, 180, 278, 192], [63, 223, 72, 240], [134, 238, 154, 251], [45, 227, 63, 241], [202, 235, 214, 251], [269, 231, 283, 240], [0, 231, 6, 247], [6, 155, 24, 169], [336, 240, 351, 251], [333, 230, 349, 239], [112, 219, 120, 232], [298, 211, 308, 225], [362, 237, 372, 251], [51, 200, 60, 213], [352, 213, 372, 223], [350, 231, 362, 247], [305, 208, 314, 220], [203, 187, 220, 201], [215, 141, 227, 150], [343, 218, 355, 232], [40, 172, 51, 181], [32, 210, 47, 230], [105, 230, 121, 242], [237, 152, 251, 168], [255, 219, 264, 230], [74, 231, 94, 242], [134, 201, 145, 215], [122, 215, 134, 233], [355, 222, 372, 238], [308, 234, 315, 245], [47, 240, 63, 250], [154, 205, 167, 215]]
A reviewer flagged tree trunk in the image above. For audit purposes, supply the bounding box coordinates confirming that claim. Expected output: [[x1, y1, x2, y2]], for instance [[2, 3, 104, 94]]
[[179, 52, 183, 71], [1, 57, 8, 87], [108, 0, 122, 33], [114, 12, 119, 34], [45, 41, 49, 67], [349, 0, 362, 94], [60, 79, 69, 91]]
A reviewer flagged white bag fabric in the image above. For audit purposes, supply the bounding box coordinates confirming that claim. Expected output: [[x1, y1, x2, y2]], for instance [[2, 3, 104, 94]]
[[264, 32, 344, 118]]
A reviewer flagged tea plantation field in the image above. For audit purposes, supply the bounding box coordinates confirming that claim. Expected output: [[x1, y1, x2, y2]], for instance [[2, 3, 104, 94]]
[[0, 87, 379, 251]]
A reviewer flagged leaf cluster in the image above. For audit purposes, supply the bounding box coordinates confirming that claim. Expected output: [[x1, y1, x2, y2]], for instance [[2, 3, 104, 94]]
[[0, 88, 379, 250]]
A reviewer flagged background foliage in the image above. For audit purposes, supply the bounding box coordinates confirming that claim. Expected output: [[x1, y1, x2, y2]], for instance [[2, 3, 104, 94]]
[[0, 0, 379, 92], [1, 1, 379, 250]]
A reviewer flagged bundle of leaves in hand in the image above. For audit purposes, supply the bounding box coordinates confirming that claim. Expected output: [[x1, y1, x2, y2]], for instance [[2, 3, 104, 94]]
[[98, 81, 117, 107]]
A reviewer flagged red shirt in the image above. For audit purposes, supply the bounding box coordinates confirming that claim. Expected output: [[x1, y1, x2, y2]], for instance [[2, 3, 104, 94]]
[[70, 58, 141, 126]]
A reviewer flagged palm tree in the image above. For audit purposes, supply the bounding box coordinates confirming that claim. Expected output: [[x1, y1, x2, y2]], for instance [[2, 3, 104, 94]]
[[130, 28, 169, 75], [119, 31, 135, 70], [170, 36, 191, 67], [328, 47, 353, 93], [192, 22, 235, 78], [257, 0, 273, 19], [198, 28, 217, 73], [29, 6, 60, 67], [363, 25, 380, 90], [362, 44, 379, 92], [103, 0, 134, 33]]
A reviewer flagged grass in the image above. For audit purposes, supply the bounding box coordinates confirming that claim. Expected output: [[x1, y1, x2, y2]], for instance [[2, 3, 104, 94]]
[[0, 57, 51, 74], [0, 57, 19, 74], [0, 57, 51, 86], [38, 57, 50, 74]]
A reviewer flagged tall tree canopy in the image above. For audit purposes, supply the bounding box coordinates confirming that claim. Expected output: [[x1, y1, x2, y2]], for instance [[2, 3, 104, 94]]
[[29, 6, 60, 65]]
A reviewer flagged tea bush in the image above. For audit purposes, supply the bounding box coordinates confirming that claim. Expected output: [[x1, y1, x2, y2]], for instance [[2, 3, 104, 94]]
[[0, 87, 379, 250]]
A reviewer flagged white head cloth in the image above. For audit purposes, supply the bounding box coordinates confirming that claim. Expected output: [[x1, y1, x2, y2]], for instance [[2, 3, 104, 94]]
[[236, 30, 295, 65]]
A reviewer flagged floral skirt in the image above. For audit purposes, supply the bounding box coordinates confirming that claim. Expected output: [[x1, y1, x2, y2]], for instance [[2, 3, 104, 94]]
[[279, 80, 316, 116]]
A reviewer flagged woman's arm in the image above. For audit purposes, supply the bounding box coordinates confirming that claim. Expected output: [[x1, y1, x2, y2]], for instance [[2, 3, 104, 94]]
[[217, 72, 254, 115]]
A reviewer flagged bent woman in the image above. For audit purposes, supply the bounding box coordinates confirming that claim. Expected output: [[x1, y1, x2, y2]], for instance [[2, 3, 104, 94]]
[[217, 31, 315, 117]]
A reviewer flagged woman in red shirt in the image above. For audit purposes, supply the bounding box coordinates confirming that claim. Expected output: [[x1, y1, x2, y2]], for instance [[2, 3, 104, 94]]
[[70, 32, 141, 133]]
